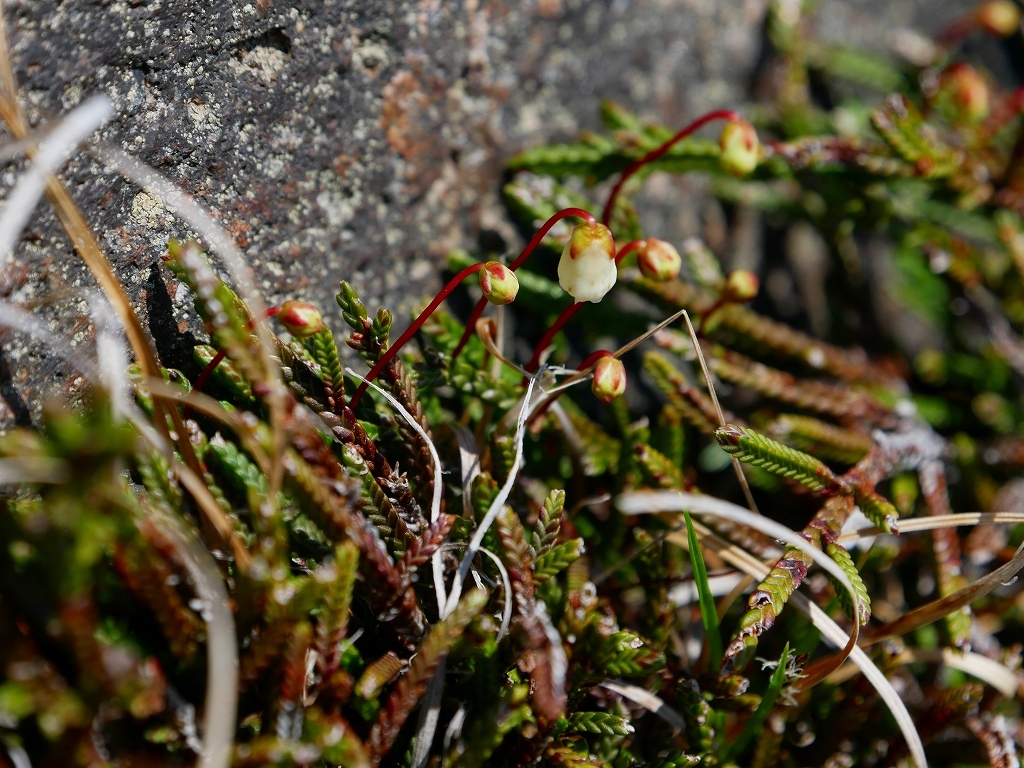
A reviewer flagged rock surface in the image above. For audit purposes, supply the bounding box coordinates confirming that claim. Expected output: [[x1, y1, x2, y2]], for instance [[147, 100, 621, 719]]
[[0, 0, 982, 425]]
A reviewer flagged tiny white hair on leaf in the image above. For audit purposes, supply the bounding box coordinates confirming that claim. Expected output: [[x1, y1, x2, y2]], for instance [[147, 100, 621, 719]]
[[0, 95, 112, 266], [346, 369, 448, 612], [444, 374, 538, 617]]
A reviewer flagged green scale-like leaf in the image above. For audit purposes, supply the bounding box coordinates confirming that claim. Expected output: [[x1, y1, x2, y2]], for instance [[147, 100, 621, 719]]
[[715, 424, 842, 493]]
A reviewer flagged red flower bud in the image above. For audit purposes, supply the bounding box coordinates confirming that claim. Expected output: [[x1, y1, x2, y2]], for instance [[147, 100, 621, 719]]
[[278, 300, 323, 338], [718, 118, 760, 177], [938, 63, 990, 125], [479, 261, 519, 305], [724, 270, 759, 303], [591, 356, 626, 403], [637, 238, 682, 282], [976, 0, 1021, 36]]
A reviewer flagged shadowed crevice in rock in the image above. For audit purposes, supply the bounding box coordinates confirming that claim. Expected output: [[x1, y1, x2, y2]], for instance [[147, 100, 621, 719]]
[[0, 345, 32, 428]]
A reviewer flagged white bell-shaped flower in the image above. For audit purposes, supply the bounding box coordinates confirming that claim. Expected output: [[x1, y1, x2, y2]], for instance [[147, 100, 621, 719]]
[[557, 222, 617, 303]]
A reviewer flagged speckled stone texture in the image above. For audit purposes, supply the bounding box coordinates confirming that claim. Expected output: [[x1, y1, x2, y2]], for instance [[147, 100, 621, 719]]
[[0, 0, 979, 425]]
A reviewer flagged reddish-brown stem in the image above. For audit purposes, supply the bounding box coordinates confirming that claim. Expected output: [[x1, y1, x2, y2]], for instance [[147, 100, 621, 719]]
[[601, 109, 740, 226], [451, 207, 597, 360], [350, 262, 485, 410], [614, 240, 643, 265], [528, 350, 614, 425], [981, 85, 1024, 146], [525, 302, 584, 375], [523, 240, 642, 376], [935, 13, 977, 46], [188, 305, 281, 417]]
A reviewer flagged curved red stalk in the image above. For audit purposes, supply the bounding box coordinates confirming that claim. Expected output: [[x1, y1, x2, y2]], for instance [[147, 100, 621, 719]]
[[935, 13, 977, 46], [614, 240, 643, 265], [523, 240, 642, 376], [451, 207, 596, 360], [981, 85, 1024, 145], [524, 302, 584, 375], [601, 109, 740, 226], [188, 305, 282, 417], [349, 262, 485, 410]]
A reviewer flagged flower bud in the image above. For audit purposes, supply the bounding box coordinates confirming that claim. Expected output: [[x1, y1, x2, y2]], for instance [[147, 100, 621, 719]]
[[591, 356, 626, 403], [718, 118, 760, 177], [724, 270, 759, 303], [637, 238, 682, 282], [976, 0, 1021, 36], [479, 261, 519, 305], [279, 300, 323, 338], [558, 222, 617, 303], [937, 63, 990, 124]]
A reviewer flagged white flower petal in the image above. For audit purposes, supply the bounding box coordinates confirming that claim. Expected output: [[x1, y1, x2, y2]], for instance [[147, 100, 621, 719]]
[[558, 243, 617, 302]]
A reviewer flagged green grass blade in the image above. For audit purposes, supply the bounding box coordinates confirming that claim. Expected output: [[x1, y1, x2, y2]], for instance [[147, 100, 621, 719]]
[[722, 642, 790, 764], [682, 510, 722, 670]]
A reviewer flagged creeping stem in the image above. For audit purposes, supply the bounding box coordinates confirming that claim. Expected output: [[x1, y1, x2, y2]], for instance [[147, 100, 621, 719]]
[[451, 207, 597, 360], [349, 262, 486, 410], [601, 109, 740, 226]]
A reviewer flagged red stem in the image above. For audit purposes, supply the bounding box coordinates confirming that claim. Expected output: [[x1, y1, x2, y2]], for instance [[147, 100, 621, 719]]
[[935, 13, 976, 47], [614, 240, 643, 265], [187, 305, 281, 417], [601, 109, 740, 226], [451, 207, 596, 360], [523, 240, 642, 376], [350, 262, 485, 410], [981, 85, 1024, 145], [577, 349, 614, 370], [525, 302, 584, 375]]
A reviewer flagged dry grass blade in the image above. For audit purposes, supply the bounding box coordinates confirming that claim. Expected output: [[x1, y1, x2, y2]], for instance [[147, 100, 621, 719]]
[[827, 648, 1018, 697], [149, 515, 239, 768], [0, 95, 111, 264], [660, 516, 927, 768], [862, 541, 1024, 647], [616, 491, 861, 619], [599, 679, 685, 730], [444, 375, 538, 617], [838, 511, 1024, 544], [680, 310, 759, 514], [347, 369, 447, 612], [89, 141, 290, 510]]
